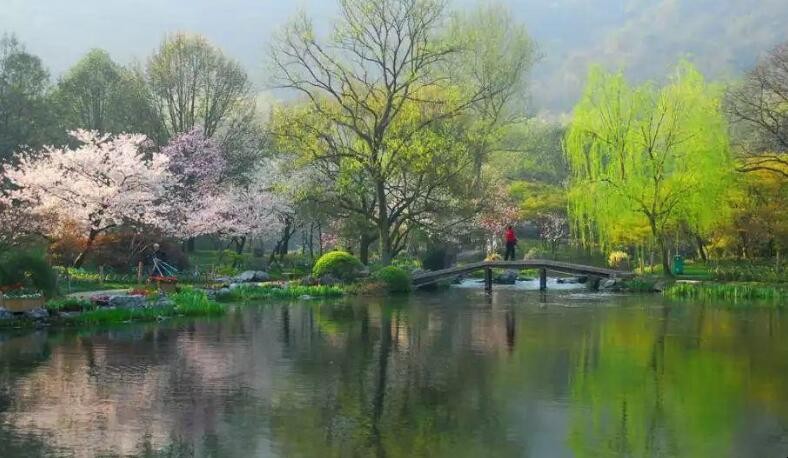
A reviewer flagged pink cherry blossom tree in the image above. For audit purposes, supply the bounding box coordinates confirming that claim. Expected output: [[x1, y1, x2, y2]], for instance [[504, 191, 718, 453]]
[[161, 127, 225, 194], [475, 186, 521, 256], [536, 212, 567, 259], [174, 159, 288, 252], [160, 127, 226, 250], [3, 130, 174, 267]]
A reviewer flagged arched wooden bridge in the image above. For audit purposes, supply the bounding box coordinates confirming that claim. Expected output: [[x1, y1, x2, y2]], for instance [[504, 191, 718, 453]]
[[412, 259, 634, 292]]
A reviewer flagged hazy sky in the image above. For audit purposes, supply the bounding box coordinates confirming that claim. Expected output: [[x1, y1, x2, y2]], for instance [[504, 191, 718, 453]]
[[2, 0, 786, 114]]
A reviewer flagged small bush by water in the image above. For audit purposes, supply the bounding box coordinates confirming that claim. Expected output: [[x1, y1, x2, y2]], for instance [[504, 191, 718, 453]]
[[373, 266, 411, 293], [0, 250, 57, 296], [312, 251, 363, 282]]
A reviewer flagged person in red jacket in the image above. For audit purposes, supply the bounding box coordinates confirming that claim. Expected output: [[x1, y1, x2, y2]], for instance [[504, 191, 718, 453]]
[[504, 225, 517, 261]]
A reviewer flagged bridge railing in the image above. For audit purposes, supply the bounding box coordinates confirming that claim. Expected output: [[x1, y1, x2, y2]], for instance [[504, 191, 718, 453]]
[[411, 259, 633, 290]]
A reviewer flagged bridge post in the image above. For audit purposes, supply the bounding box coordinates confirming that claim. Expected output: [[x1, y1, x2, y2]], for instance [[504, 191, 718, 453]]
[[484, 267, 493, 293], [539, 268, 547, 291]]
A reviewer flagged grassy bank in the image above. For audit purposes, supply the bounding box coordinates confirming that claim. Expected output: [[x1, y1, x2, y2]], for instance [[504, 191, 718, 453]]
[[215, 284, 344, 302], [1, 289, 225, 328], [664, 282, 786, 303]]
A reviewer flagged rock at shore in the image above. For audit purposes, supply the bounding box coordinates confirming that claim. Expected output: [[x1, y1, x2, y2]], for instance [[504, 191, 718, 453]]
[[0, 307, 13, 321], [599, 278, 624, 292], [24, 307, 49, 320], [233, 271, 270, 283], [494, 270, 519, 285], [108, 295, 146, 309]]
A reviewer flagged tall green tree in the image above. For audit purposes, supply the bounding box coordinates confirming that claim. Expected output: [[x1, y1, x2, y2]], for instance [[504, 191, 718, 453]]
[[146, 33, 255, 143], [445, 3, 537, 180], [0, 34, 55, 163], [54, 49, 164, 141], [269, 0, 531, 264], [565, 62, 733, 275]]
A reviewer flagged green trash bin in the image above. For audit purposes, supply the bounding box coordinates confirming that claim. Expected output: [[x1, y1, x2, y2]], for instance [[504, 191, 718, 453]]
[[672, 255, 684, 275]]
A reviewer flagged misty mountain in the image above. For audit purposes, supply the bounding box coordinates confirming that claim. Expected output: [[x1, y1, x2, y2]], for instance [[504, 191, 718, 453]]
[[1, 0, 786, 114]]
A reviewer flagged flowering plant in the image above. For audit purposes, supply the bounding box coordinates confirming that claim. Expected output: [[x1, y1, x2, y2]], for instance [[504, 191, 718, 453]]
[[128, 288, 155, 297], [0, 283, 24, 293], [90, 294, 111, 306], [1, 287, 43, 299]]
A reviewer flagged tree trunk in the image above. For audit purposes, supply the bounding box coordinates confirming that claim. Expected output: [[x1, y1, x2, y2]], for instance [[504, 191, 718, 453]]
[[269, 241, 281, 265], [359, 233, 372, 265], [278, 220, 293, 261], [234, 236, 246, 256], [73, 229, 99, 269], [186, 237, 196, 253], [308, 224, 314, 260], [317, 223, 324, 257], [659, 237, 672, 277], [375, 179, 393, 265], [695, 235, 708, 262]]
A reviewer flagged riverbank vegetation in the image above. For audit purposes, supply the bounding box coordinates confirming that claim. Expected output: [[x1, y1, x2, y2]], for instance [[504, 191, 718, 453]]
[[1, 288, 224, 328], [215, 284, 344, 303], [0, 0, 785, 308], [664, 282, 786, 303]]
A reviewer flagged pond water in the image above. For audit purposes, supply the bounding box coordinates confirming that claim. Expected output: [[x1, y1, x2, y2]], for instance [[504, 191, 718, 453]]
[[0, 286, 786, 457]]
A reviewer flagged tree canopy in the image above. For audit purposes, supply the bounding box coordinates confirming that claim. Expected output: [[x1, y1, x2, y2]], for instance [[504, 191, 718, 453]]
[[565, 61, 733, 273]]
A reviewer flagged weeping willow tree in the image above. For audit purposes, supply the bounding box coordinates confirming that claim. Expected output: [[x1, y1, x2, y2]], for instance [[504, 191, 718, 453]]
[[565, 62, 733, 275]]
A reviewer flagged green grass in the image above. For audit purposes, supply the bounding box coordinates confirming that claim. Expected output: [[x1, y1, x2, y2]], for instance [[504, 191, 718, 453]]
[[44, 297, 93, 312], [61, 280, 136, 293], [71, 289, 224, 325], [621, 277, 659, 292], [637, 260, 785, 282], [664, 282, 786, 302], [70, 289, 224, 325], [216, 284, 344, 302], [2, 289, 224, 328], [170, 289, 225, 316]]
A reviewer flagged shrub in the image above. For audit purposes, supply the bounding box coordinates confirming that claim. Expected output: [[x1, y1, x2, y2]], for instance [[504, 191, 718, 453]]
[[421, 245, 448, 271], [45, 298, 93, 312], [373, 266, 411, 293], [0, 250, 57, 296], [608, 251, 630, 269], [485, 252, 503, 262], [712, 264, 784, 283], [312, 251, 363, 282]]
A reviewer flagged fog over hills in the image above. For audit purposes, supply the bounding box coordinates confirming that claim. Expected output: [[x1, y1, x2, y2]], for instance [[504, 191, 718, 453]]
[[1, 0, 786, 114]]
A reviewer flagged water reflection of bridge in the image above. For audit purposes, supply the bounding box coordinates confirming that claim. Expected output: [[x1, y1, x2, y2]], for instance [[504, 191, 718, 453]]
[[412, 259, 634, 292]]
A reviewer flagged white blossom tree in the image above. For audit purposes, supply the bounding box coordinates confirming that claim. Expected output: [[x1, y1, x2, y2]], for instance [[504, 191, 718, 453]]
[[160, 127, 227, 251], [175, 159, 289, 253], [3, 130, 174, 267]]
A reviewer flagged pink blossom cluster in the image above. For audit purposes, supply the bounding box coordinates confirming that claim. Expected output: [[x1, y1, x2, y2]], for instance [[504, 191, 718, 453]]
[[3, 130, 174, 238], [1, 129, 292, 245]]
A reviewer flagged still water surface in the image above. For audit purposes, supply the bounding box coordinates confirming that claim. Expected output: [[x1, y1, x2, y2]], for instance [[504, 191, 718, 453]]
[[0, 286, 786, 457]]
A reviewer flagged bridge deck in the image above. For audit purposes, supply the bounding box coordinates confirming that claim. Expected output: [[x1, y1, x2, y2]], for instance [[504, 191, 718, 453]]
[[412, 259, 633, 287]]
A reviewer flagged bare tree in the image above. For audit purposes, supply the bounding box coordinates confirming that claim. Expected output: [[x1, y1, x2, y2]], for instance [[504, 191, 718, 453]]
[[269, 0, 525, 264], [727, 41, 788, 178], [147, 33, 254, 140]]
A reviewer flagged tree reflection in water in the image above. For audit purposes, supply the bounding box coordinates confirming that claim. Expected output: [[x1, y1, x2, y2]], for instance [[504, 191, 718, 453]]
[[0, 291, 786, 457]]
